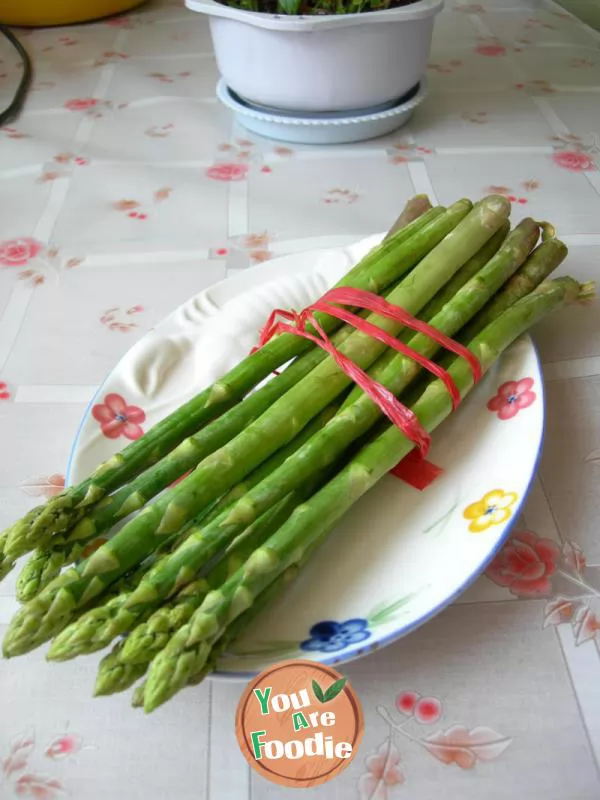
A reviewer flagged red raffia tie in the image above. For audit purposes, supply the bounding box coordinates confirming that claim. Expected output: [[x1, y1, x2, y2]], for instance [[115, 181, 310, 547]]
[[253, 287, 482, 490]]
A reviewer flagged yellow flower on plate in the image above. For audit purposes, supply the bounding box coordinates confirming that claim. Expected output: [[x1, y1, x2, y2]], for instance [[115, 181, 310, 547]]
[[463, 489, 518, 534]]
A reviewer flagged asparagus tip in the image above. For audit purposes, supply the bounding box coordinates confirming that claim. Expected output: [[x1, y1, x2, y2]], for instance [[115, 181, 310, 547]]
[[535, 220, 556, 241], [577, 281, 596, 304]]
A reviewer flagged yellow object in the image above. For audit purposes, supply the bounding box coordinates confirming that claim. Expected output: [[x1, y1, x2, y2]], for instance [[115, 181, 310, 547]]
[[0, 0, 146, 27]]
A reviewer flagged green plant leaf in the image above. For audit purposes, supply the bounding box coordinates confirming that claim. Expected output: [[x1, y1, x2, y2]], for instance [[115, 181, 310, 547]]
[[277, 0, 302, 13], [312, 679, 325, 703], [323, 677, 347, 702]]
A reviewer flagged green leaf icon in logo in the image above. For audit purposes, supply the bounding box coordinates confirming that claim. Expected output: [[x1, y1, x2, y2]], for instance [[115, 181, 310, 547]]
[[312, 677, 347, 704], [312, 679, 325, 703]]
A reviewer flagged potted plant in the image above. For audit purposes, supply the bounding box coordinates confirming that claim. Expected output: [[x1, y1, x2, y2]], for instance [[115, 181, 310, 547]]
[[186, 0, 443, 114]]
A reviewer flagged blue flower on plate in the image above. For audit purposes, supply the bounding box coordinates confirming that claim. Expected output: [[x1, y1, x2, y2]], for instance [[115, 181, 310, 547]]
[[300, 618, 371, 653]]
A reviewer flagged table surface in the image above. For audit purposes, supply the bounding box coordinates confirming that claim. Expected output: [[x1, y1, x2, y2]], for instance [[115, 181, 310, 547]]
[[1, 1, 600, 798]]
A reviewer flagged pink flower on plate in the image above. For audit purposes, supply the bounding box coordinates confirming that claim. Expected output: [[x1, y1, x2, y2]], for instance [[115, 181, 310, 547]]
[[14, 774, 65, 800], [64, 97, 98, 112], [487, 377, 536, 420], [485, 530, 560, 597], [552, 150, 596, 172], [0, 380, 11, 400], [206, 162, 249, 182], [92, 393, 145, 440], [358, 742, 404, 800], [45, 733, 83, 760], [0, 237, 43, 267], [475, 43, 506, 57]]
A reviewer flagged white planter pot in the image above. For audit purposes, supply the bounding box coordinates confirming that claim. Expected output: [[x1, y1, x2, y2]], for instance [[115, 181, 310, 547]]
[[186, 0, 443, 112]]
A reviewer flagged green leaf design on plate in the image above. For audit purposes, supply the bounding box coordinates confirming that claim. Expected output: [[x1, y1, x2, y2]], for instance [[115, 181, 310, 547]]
[[312, 679, 326, 703], [323, 677, 347, 702], [367, 591, 419, 627], [423, 496, 460, 536]]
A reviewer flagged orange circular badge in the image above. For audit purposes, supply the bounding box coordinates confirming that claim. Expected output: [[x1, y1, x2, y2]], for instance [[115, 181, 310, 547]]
[[235, 659, 364, 788]]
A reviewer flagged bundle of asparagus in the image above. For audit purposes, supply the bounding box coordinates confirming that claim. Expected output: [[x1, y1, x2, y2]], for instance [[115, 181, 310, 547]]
[[0, 194, 591, 715]]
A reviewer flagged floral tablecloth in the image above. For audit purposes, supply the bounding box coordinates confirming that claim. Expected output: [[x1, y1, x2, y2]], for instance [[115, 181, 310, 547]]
[[1, 0, 600, 798]]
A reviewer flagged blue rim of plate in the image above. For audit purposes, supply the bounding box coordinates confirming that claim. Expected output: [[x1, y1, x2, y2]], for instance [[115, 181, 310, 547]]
[[216, 77, 428, 127], [65, 274, 544, 680]]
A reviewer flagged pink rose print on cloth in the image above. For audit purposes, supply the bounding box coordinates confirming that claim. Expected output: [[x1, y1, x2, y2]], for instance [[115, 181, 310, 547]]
[[423, 726, 512, 769], [14, 774, 66, 799], [487, 377, 536, 420], [92, 393, 146, 440], [486, 527, 600, 648], [64, 97, 98, 111], [475, 43, 506, 57], [369, 690, 511, 792], [2, 730, 35, 777], [206, 162, 249, 182], [358, 742, 404, 800], [486, 530, 560, 596], [396, 691, 442, 724], [0, 380, 12, 400], [0, 238, 43, 267], [552, 151, 596, 172]]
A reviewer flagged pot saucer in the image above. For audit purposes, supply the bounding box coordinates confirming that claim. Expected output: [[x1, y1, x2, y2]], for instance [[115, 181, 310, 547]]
[[216, 78, 428, 145], [231, 82, 422, 120]]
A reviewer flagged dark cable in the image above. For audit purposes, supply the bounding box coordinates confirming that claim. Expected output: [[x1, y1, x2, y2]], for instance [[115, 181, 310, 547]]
[[0, 24, 33, 126]]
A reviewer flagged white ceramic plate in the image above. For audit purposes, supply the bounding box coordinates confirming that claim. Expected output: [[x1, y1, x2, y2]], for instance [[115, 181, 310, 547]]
[[68, 237, 544, 678]]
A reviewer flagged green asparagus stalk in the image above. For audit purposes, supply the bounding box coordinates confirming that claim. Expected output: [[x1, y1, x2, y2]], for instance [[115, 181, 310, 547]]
[[446, 237, 569, 351], [5, 204, 444, 557], [46, 490, 309, 661], [108, 212, 536, 620], [126, 560, 302, 706], [6, 198, 506, 657], [92, 497, 309, 695], [142, 275, 589, 711], [384, 194, 433, 240], [94, 649, 148, 697], [14, 402, 340, 604], [8, 328, 352, 570], [41, 405, 341, 660]]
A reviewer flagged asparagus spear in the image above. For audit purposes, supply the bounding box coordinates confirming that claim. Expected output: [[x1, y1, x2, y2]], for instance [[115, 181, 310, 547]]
[[39, 405, 340, 659], [5, 205, 444, 558], [384, 194, 433, 240], [409, 220, 511, 328], [5, 198, 504, 657], [15, 400, 341, 604], [142, 275, 588, 711], [447, 238, 569, 351], [92, 496, 308, 694], [46, 491, 311, 661], [126, 560, 302, 706], [13, 342, 354, 604]]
